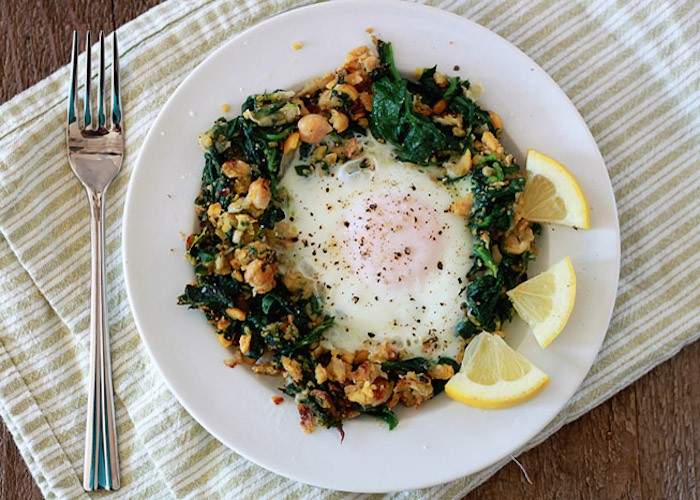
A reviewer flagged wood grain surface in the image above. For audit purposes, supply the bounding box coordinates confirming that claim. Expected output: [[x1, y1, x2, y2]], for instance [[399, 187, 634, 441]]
[[0, 1, 698, 499]]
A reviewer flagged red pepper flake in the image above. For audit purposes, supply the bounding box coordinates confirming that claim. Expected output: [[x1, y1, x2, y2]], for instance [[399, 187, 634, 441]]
[[272, 396, 284, 405]]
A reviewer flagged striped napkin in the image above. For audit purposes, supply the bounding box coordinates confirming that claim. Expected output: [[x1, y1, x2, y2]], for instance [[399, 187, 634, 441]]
[[0, 0, 697, 497]]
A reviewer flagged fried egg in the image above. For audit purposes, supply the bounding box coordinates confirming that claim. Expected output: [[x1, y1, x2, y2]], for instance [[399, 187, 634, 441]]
[[280, 140, 472, 359]]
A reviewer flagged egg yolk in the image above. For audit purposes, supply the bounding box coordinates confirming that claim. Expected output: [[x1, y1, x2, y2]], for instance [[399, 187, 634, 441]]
[[341, 189, 447, 289]]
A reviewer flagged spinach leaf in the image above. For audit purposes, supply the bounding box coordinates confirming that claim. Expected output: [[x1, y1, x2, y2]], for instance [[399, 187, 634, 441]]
[[185, 227, 218, 265], [177, 275, 241, 315], [258, 322, 296, 353], [200, 150, 231, 206], [472, 241, 499, 276], [280, 383, 302, 397], [261, 293, 288, 315], [397, 100, 448, 164], [414, 66, 442, 103], [431, 357, 461, 395], [465, 274, 503, 332], [258, 205, 285, 229], [369, 41, 449, 165], [360, 405, 398, 430], [294, 164, 313, 177], [299, 392, 343, 431], [437, 357, 461, 372], [408, 66, 461, 105], [259, 286, 307, 316], [381, 357, 432, 376], [456, 318, 479, 339], [376, 39, 401, 81], [450, 94, 493, 131], [293, 317, 335, 351], [369, 77, 406, 143]]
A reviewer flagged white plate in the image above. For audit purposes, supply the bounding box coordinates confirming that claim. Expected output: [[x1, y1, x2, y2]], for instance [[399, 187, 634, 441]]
[[123, 0, 620, 492]]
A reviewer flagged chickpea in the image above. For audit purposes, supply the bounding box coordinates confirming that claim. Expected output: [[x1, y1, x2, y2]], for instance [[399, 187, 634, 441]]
[[251, 363, 280, 375], [225, 307, 246, 321], [315, 364, 328, 384], [221, 160, 251, 194], [244, 260, 276, 294], [447, 149, 472, 178], [215, 317, 230, 331], [218, 335, 233, 348], [317, 90, 342, 110], [198, 133, 213, 149], [452, 126, 466, 137], [503, 219, 535, 255], [361, 55, 379, 73], [450, 194, 473, 216], [214, 253, 232, 275], [245, 178, 271, 210], [345, 71, 364, 85], [281, 356, 303, 382], [221, 159, 250, 178], [326, 356, 349, 383], [207, 202, 222, 221], [481, 131, 503, 153], [239, 333, 252, 354], [324, 77, 338, 90], [488, 111, 503, 130], [333, 349, 354, 364], [283, 131, 300, 154], [217, 212, 236, 234], [359, 91, 373, 111], [334, 83, 359, 101], [297, 113, 332, 144], [457, 148, 472, 174], [433, 71, 448, 88], [428, 364, 455, 380], [329, 109, 349, 133], [353, 349, 369, 364], [432, 99, 447, 114]]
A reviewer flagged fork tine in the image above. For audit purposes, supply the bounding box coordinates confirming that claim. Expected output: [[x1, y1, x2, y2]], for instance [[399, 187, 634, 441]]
[[98, 32, 106, 129], [84, 30, 93, 128], [68, 30, 79, 125], [111, 32, 122, 130]]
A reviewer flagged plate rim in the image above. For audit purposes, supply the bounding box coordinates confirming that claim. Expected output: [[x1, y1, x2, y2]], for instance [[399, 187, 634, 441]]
[[122, 0, 621, 492]]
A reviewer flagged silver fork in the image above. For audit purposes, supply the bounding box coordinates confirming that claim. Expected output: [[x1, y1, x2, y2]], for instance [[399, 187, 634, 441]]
[[66, 30, 122, 491]]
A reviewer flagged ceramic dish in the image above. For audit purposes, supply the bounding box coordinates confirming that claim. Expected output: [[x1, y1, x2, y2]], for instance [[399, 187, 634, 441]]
[[123, 0, 620, 492]]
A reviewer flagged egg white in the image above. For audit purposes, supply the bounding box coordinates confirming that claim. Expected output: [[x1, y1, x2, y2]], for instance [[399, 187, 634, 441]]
[[280, 140, 472, 359]]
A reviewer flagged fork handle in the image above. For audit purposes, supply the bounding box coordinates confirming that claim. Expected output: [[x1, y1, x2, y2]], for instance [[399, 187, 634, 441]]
[[83, 189, 120, 491]]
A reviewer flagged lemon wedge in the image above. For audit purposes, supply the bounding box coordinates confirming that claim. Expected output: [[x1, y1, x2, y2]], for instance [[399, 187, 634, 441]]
[[507, 257, 576, 348], [445, 332, 549, 409], [519, 150, 590, 229]]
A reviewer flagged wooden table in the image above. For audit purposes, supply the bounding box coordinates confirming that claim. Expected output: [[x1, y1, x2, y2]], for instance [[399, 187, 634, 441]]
[[1, 1, 698, 498]]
